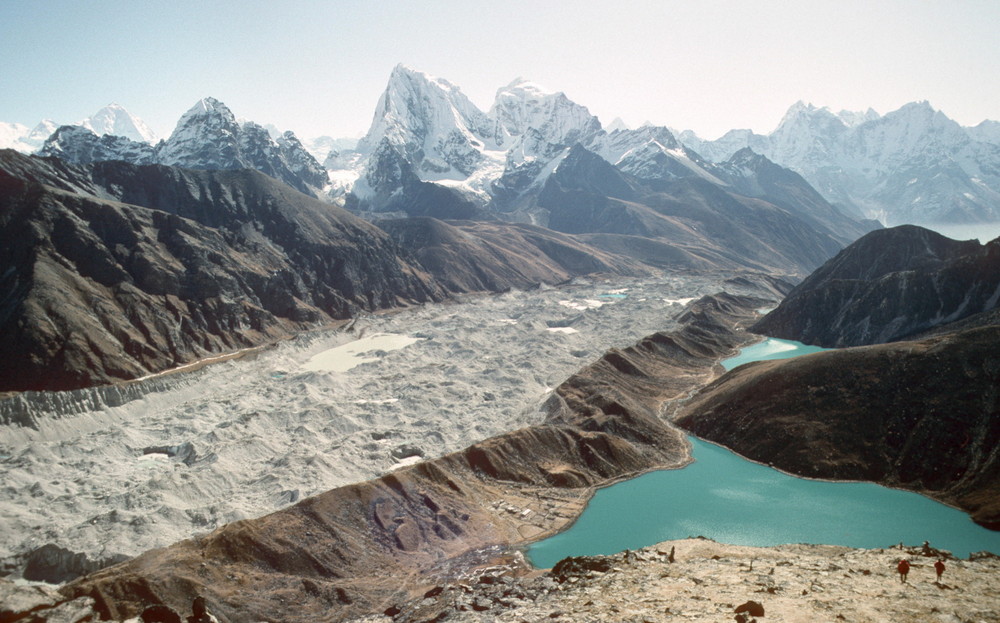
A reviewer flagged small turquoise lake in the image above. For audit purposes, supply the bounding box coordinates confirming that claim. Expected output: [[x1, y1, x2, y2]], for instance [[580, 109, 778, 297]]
[[527, 338, 1000, 568]]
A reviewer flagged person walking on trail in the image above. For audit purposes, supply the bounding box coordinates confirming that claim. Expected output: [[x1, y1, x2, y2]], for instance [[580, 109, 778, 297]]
[[934, 559, 946, 582], [897, 558, 910, 583]]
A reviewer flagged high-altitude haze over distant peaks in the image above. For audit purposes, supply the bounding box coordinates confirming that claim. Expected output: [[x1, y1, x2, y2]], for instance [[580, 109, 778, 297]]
[[6, 61, 1000, 227], [2, 0, 999, 144]]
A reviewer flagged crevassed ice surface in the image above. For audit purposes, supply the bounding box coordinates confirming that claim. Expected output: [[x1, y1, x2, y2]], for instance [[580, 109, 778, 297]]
[[0, 276, 727, 567]]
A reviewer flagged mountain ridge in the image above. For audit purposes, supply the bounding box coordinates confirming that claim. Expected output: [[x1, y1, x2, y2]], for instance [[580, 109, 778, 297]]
[[752, 224, 1000, 346], [680, 100, 1000, 225]]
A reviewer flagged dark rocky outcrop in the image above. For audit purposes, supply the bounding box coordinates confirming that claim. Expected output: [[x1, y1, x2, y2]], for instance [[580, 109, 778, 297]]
[[57, 293, 770, 623], [676, 325, 1000, 528], [0, 150, 443, 391], [753, 225, 1000, 346], [20, 544, 130, 585]]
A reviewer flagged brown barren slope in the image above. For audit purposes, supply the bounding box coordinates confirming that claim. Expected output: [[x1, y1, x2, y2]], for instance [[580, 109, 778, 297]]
[[676, 325, 1000, 529]]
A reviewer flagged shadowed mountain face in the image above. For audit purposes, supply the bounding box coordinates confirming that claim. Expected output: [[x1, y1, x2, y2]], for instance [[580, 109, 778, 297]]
[[0, 150, 444, 391], [377, 216, 651, 292], [535, 145, 851, 275], [714, 147, 880, 245], [753, 225, 1000, 346], [676, 325, 1000, 529]]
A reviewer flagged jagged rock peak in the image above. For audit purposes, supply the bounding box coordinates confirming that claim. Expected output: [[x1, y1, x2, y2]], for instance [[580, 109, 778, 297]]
[[165, 97, 239, 141], [180, 96, 236, 120], [725, 146, 768, 167], [359, 64, 492, 155], [39, 125, 156, 165], [775, 100, 847, 131]]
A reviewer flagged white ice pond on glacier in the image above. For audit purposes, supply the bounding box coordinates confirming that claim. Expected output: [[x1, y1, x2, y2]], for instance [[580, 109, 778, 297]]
[[0, 275, 737, 570], [301, 333, 425, 373]]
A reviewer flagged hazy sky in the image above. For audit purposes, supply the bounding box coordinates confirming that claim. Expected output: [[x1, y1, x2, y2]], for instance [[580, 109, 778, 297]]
[[2, 0, 999, 141]]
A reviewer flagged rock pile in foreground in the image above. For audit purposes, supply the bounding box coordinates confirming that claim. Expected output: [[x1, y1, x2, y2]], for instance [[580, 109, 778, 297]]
[[382, 538, 1000, 623]]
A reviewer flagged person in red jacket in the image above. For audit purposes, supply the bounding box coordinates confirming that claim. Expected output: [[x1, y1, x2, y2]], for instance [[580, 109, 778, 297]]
[[934, 559, 946, 583], [897, 559, 910, 583]]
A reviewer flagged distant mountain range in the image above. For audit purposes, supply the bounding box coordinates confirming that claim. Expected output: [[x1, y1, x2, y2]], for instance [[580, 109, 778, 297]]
[[36, 98, 329, 196], [0, 103, 157, 153], [679, 101, 1000, 225], [4, 66, 998, 228]]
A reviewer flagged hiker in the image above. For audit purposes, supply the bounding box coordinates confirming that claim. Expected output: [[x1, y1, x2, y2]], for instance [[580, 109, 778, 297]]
[[897, 559, 910, 583], [668, 546, 675, 563], [922, 540, 932, 556], [934, 559, 946, 582], [187, 597, 219, 623]]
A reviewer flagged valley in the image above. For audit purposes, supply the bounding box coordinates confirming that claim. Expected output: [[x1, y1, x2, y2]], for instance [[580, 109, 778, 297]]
[[1, 54, 998, 623], [0, 274, 753, 582]]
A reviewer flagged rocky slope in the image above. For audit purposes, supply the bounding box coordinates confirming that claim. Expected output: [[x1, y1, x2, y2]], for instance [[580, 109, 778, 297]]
[[377, 217, 651, 293], [752, 225, 1000, 346], [47, 293, 769, 622], [397, 539, 1000, 623], [536, 145, 848, 274], [14, 539, 1000, 622], [0, 150, 443, 391], [713, 148, 880, 245], [675, 325, 1000, 528]]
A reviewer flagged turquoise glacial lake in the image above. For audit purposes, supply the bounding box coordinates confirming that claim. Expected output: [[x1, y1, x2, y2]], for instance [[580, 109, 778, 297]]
[[527, 338, 1000, 568]]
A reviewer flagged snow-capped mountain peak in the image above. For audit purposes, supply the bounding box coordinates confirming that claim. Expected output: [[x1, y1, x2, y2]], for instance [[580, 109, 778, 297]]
[[836, 107, 880, 127], [157, 97, 241, 168], [774, 101, 846, 134], [606, 117, 630, 133], [80, 103, 159, 144], [0, 119, 59, 153], [489, 78, 601, 154], [356, 64, 494, 180], [172, 97, 238, 133]]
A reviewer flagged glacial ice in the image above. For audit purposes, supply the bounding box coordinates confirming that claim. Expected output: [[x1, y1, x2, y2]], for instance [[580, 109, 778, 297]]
[[0, 276, 729, 575]]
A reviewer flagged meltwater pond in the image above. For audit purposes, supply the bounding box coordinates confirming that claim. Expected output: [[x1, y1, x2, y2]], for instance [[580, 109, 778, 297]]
[[527, 338, 1000, 568]]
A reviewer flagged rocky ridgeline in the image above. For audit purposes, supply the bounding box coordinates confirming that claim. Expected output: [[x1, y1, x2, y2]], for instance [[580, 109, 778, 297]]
[[39, 98, 328, 197], [381, 539, 1000, 623], [0, 372, 194, 429], [7, 539, 998, 623], [676, 324, 1000, 529], [0, 149, 445, 391], [753, 225, 1000, 347]]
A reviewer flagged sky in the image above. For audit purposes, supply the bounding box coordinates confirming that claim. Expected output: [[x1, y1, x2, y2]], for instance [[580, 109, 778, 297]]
[[2, 0, 999, 142]]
